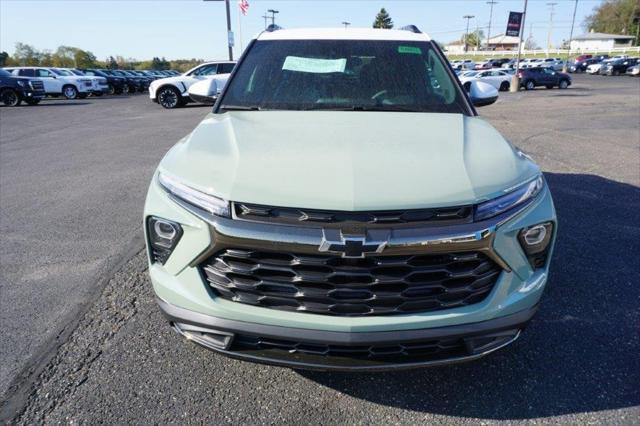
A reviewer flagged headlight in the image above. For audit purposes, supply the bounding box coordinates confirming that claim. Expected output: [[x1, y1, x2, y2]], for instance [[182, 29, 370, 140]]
[[475, 175, 544, 221], [17, 80, 26, 87], [158, 172, 230, 217]]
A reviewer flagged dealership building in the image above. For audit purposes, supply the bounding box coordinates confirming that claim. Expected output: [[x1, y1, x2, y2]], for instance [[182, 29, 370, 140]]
[[570, 31, 635, 51]]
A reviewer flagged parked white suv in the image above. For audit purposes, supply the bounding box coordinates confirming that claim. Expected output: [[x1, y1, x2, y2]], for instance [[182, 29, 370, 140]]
[[61, 68, 110, 96], [148, 61, 235, 109], [5, 67, 94, 99]]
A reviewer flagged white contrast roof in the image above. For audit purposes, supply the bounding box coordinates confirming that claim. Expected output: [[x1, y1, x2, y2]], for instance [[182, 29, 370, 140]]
[[257, 27, 431, 42]]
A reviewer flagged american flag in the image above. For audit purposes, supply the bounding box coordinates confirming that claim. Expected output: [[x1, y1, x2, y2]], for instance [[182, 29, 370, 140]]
[[238, 0, 249, 16]]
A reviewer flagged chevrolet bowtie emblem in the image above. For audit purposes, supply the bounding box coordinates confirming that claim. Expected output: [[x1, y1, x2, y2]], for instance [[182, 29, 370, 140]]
[[318, 230, 387, 258]]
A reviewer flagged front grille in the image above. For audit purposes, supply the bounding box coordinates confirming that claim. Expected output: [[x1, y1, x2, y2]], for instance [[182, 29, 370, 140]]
[[233, 202, 472, 227], [232, 334, 468, 361], [201, 249, 501, 316], [30, 80, 44, 91]]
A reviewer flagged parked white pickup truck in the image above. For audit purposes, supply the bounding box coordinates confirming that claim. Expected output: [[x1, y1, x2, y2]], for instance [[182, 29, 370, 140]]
[[148, 61, 236, 109], [5, 67, 94, 99]]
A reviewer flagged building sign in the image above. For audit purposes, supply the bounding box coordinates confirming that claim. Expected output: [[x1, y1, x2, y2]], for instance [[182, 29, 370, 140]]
[[506, 12, 523, 37]]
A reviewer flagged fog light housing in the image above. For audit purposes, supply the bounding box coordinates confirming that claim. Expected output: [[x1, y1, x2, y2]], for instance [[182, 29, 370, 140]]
[[147, 216, 183, 264], [518, 222, 553, 269]]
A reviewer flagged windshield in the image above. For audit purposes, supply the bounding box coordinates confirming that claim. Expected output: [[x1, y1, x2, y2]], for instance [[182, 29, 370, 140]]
[[0, 69, 11, 77], [51, 69, 73, 76], [70, 69, 85, 76], [219, 39, 469, 114], [51, 68, 73, 77]]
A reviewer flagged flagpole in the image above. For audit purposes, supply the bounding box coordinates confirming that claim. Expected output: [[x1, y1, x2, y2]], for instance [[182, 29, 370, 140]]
[[237, 3, 244, 53]]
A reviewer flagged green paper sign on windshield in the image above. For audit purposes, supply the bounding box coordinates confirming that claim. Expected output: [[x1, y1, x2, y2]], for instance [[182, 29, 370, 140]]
[[398, 46, 422, 54]]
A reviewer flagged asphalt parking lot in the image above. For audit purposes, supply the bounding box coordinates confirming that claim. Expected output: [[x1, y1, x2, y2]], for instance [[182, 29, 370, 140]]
[[1, 74, 639, 424]]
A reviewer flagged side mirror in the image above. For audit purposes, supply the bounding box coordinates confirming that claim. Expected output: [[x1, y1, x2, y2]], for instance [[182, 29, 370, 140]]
[[188, 75, 229, 105], [468, 80, 498, 107]]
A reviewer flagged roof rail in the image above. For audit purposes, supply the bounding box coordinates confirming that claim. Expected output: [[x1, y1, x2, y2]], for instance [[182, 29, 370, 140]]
[[399, 25, 422, 34], [265, 24, 283, 32]]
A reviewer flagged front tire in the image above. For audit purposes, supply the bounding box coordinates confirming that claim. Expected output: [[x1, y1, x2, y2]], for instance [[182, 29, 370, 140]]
[[157, 86, 183, 109], [122, 84, 130, 95], [546, 85, 554, 89], [1, 88, 21, 106], [559, 79, 569, 89], [525, 80, 535, 90], [499, 81, 510, 91], [62, 85, 78, 99]]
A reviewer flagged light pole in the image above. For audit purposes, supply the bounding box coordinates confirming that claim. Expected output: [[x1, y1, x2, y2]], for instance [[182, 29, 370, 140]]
[[546, 2, 558, 57], [563, 0, 578, 72], [510, 0, 529, 92], [463, 15, 475, 53], [342, 21, 351, 28], [203, 0, 233, 61], [267, 9, 279, 26], [486, 1, 498, 50]]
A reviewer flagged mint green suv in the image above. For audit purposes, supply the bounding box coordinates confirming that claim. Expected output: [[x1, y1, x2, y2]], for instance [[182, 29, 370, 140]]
[[144, 27, 556, 371]]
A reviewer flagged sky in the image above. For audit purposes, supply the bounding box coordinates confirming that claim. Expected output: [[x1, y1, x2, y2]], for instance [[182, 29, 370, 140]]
[[0, 0, 604, 61]]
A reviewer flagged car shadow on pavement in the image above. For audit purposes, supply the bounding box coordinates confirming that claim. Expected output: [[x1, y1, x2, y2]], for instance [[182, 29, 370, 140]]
[[12, 102, 93, 107], [298, 173, 640, 420]]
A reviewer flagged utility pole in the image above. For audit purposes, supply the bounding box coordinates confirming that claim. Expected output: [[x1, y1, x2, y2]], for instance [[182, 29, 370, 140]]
[[563, 0, 578, 72], [267, 9, 279, 26], [342, 21, 351, 28], [203, 0, 233, 61], [262, 13, 269, 29], [510, 0, 528, 92], [546, 2, 558, 57], [463, 15, 475, 53], [486, 1, 498, 50]]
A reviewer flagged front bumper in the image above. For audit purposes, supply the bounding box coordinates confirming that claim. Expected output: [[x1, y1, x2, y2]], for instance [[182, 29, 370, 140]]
[[145, 174, 556, 369], [21, 90, 45, 100], [159, 296, 536, 371]]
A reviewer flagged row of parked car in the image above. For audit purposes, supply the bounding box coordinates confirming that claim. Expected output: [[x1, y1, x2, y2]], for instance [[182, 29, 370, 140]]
[[450, 54, 640, 77], [570, 54, 640, 76], [455, 66, 572, 92], [451, 57, 567, 72], [0, 66, 182, 106]]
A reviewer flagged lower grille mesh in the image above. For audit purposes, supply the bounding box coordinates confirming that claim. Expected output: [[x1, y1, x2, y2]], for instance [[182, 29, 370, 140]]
[[201, 249, 501, 316], [232, 334, 467, 361]]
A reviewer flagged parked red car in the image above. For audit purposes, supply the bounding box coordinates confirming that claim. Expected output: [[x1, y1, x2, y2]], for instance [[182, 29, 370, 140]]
[[574, 54, 593, 62]]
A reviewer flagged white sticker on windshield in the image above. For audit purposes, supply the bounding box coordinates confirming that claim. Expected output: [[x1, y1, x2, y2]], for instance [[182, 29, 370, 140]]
[[282, 56, 346, 74]]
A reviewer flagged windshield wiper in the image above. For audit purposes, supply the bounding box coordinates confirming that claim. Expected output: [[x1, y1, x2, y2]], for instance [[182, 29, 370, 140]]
[[219, 105, 262, 111], [299, 105, 422, 112]]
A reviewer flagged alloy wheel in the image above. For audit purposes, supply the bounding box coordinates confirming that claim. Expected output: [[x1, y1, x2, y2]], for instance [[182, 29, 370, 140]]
[[158, 88, 179, 108]]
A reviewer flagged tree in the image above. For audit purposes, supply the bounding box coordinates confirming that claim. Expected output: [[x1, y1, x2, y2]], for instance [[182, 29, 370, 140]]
[[524, 36, 539, 50], [52, 46, 77, 67], [463, 30, 485, 50], [106, 56, 119, 69], [0, 51, 9, 67], [13, 43, 41, 65], [584, 0, 640, 45], [373, 8, 393, 29], [74, 49, 97, 68]]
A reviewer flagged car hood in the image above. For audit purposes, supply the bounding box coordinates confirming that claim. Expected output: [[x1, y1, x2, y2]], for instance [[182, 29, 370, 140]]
[[158, 112, 540, 210], [151, 76, 197, 87]]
